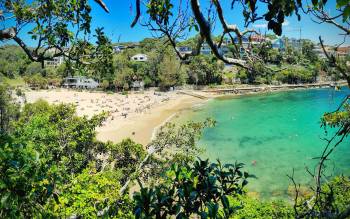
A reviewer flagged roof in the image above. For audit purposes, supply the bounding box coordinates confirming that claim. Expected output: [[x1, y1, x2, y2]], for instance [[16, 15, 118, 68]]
[[131, 53, 148, 57], [336, 46, 350, 53]]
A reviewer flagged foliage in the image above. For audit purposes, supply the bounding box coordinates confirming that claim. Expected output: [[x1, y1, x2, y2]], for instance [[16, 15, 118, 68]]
[[158, 55, 184, 90], [301, 40, 319, 64], [0, 99, 141, 217], [134, 158, 253, 218], [1, 0, 93, 63], [292, 176, 350, 218], [322, 104, 350, 130], [114, 65, 134, 90], [23, 74, 48, 89], [0, 138, 58, 218], [12, 100, 108, 176], [187, 55, 224, 85], [0, 84, 20, 134], [275, 67, 316, 84], [238, 62, 274, 84], [150, 119, 215, 166], [0, 46, 29, 78], [230, 195, 293, 218], [107, 139, 147, 183], [92, 28, 115, 87], [48, 167, 133, 218], [254, 41, 282, 65]]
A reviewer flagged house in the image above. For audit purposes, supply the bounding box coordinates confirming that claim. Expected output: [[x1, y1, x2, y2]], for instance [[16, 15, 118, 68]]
[[131, 80, 145, 91], [250, 34, 266, 44], [336, 46, 350, 58], [131, 54, 148, 62], [44, 56, 64, 68], [200, 43, 212, 55], [177, 46, 192, 56], [271, 38, 285, 51], [200, 43, 228, 56], [113, 45, 126, 53], [62, 76, 99, 89], [113, 43, 140, 54]]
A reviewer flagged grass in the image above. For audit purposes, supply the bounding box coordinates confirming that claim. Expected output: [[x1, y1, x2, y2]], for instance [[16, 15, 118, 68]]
[[2, 77, 25, 87]]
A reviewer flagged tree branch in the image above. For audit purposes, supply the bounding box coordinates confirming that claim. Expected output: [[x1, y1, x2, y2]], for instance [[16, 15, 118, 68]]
[[0, 27, 16, 40], [94, 0, 109, 13], [190, 0, 247, 68], [131, 0, 141, 27]]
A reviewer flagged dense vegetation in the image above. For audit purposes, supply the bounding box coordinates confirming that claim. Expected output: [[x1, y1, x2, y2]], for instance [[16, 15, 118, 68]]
[[1, 34, 347, 91], [1, 84, 350, 218], [1, 0, 350, 217]]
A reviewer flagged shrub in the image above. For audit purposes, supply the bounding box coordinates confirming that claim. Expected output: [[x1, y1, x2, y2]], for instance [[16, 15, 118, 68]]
[[24, 74, 48, 89], [275, 67, 315, 84], [100, 80, 109, 90]]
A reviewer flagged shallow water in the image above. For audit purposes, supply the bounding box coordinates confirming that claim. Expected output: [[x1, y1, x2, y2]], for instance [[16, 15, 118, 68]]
[[174, 87, 350, 200]]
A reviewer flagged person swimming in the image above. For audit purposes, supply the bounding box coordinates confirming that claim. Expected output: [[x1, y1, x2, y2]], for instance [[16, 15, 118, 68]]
[[251, 160, 257, 166]]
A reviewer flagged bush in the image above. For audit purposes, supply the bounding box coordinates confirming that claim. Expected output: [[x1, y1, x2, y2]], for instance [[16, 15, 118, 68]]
[[47, 77, 62, 87], [230, 195, 294, 218], [24, 74, 48, 89], [15, 88, 24, 97], [275, 67, 316, 84], [100, 80, 109, 90]]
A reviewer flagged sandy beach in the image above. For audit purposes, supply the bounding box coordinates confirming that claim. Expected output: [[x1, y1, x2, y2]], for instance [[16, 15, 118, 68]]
[[25, 89, 204, 145], [24, 82, 344, 145]]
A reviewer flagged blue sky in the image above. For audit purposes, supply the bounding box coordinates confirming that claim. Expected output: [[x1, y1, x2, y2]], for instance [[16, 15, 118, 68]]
[[3, 0, 350, 46], [88, 0, 349, 45]]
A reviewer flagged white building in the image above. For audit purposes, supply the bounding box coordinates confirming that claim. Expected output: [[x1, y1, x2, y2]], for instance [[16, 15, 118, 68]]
[[177, 46, 192, 56], [200, 44, 212, 55], [62, 76, 99, 89], [44, 56, 64, 68], [113, 45, 126, 53], [131, 54, 148, 62], [131, 80, 145, 91]]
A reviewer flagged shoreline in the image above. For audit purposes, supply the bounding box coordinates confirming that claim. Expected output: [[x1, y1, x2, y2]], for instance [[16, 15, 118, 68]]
[[96, 94, 204, 145], [200, 81, 348, 96], [23, 82, 347, 145], [24, 89, 205, 145]]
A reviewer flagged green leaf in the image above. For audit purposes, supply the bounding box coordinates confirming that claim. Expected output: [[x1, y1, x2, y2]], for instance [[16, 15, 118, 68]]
[[336, 0, 349, 8], [1, 193, 10, 205], [221, 195, 230, 209], [343, 6, 350, 21]]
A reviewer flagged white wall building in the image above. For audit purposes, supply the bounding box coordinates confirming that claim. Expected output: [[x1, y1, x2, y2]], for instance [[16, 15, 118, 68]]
[[62, 76, 99, 89], [131, 54, 148, 62], [44, 56, 64, 68]]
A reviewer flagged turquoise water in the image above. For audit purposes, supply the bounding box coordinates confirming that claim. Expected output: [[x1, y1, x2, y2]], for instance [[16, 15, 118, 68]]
[[174, 88, 350, 200]]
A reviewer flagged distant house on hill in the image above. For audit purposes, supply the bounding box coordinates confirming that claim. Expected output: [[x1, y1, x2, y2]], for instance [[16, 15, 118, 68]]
[[271, 38, 285, 51], [177, 46, 193, 56], [113, 45, 126, 53], [131, 54, 148, 62], [44, 56, 64, 68], [200, 43, 228, 56], [336, 46, 350, 58], [200, 43, 212, 55], [62, 76, 99, 89]]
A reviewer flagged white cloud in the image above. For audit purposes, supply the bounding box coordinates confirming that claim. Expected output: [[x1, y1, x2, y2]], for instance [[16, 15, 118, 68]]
[[252, 20, 289, 29], [282, 20, 290, 26], [253, 23, 267, 29]]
